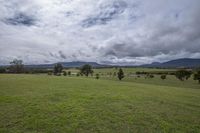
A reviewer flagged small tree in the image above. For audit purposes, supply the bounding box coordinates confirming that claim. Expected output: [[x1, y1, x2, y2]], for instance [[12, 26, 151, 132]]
[[117, 68, 124, 80], [109, 72, 112, 77], [68, 71, 71, 76], [9, 59, 24, 73], [113, 72, 117, 77], [54, 63, 63, 75], [95, 73, 100, 79], [149, 74, 154, 78], [76, 73, 80, 77], [0, 67, 6, 73], [194, 70, 200, 84], [80, 64, 93, 77], [63, 71, 67, 76], [175, 69, 192, 81], [161, 75, 166, 80]]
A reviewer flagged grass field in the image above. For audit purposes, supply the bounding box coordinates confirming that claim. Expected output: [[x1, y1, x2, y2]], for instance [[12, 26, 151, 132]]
[[101, 75, 200, 90], [90, 68, 198, 89], [0, 73, 200, 133]]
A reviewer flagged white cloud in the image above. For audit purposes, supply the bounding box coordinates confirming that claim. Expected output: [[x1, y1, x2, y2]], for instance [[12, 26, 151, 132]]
[[0, 0, 200, 65]]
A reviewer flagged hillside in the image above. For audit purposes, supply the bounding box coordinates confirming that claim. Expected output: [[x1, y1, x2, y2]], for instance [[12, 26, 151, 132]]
[[141, 58, 200, 68]]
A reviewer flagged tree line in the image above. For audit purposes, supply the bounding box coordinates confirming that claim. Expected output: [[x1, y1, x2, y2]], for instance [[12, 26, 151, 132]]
[[0, 59, 200, 83], [52, 63, 125, 81]]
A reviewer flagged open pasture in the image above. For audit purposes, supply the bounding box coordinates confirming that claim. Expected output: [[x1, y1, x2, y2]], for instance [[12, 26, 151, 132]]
[[0, 73, 200, 133]]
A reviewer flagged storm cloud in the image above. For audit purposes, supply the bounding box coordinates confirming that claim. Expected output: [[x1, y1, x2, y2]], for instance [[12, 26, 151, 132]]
[[0, 0, 200, 65]]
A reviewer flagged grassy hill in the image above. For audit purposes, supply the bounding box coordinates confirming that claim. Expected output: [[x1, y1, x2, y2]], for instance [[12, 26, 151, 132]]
[[0, 74, 200, 133]]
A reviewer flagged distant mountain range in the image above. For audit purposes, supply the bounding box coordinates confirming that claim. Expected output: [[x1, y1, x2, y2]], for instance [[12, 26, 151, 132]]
[[25, 61, 108, 69], [140, 58, 200, 68], [1, 58, 200, 69]]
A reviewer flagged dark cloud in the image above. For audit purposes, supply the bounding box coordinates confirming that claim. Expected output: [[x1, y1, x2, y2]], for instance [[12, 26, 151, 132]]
[[100, 1, 200, 61], [65, 11, 74, 17], [82, 0, 127, 27], [5, 13, 36, 26], [58, 51, 67, 59]]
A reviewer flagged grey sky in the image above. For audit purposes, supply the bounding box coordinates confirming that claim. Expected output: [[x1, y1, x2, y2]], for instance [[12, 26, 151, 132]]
[[0, 0, 200, 65]]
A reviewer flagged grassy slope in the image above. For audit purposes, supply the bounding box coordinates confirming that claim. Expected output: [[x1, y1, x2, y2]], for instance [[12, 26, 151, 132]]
[[0, 74, 200, 133]]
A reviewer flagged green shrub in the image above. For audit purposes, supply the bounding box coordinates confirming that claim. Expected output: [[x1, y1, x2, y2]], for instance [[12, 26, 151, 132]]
[[68, 71, 71, 76], [63, 71, 67, 76], [95, 74, 100, 79], [175, 69, 192, 81], [118, 68, 124, 80], [76, 73, 80, 76], [193, 70, 200, 84], [149, 74, 154, 78], [0, 68, 6, 73], [161, 75, 166, 80]]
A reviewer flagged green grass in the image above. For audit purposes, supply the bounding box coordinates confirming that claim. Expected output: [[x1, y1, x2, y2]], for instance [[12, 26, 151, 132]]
[[101, 75, 200, 89], [0, 74, 200, 133]]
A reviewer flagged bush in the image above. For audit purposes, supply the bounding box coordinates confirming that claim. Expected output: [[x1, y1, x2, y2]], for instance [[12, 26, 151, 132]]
[[175, 69, 192, 81], [193, 70, 200, 84], [24, 69, 52, 74], [145, 74, 154, 78], [68, 71, 71, 76], [136, 71, 148, 75], [0, 68, 6, 73], [161, 75, 166, 80], [95, 73, 100, 79], [63, 71, 67, 76], [136, 71, 175, 75], [76, 73, 80, 76], [149, 74, 154, 78]]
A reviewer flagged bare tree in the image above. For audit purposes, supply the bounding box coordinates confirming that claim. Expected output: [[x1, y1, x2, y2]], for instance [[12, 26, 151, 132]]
[[9, 59, 24, 73]]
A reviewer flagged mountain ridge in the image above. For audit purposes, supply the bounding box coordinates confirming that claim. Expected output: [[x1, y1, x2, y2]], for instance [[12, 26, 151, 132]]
[[24, 61, 108, 69], [1, 58, 200, 68], [140, 58, 200, 68]]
